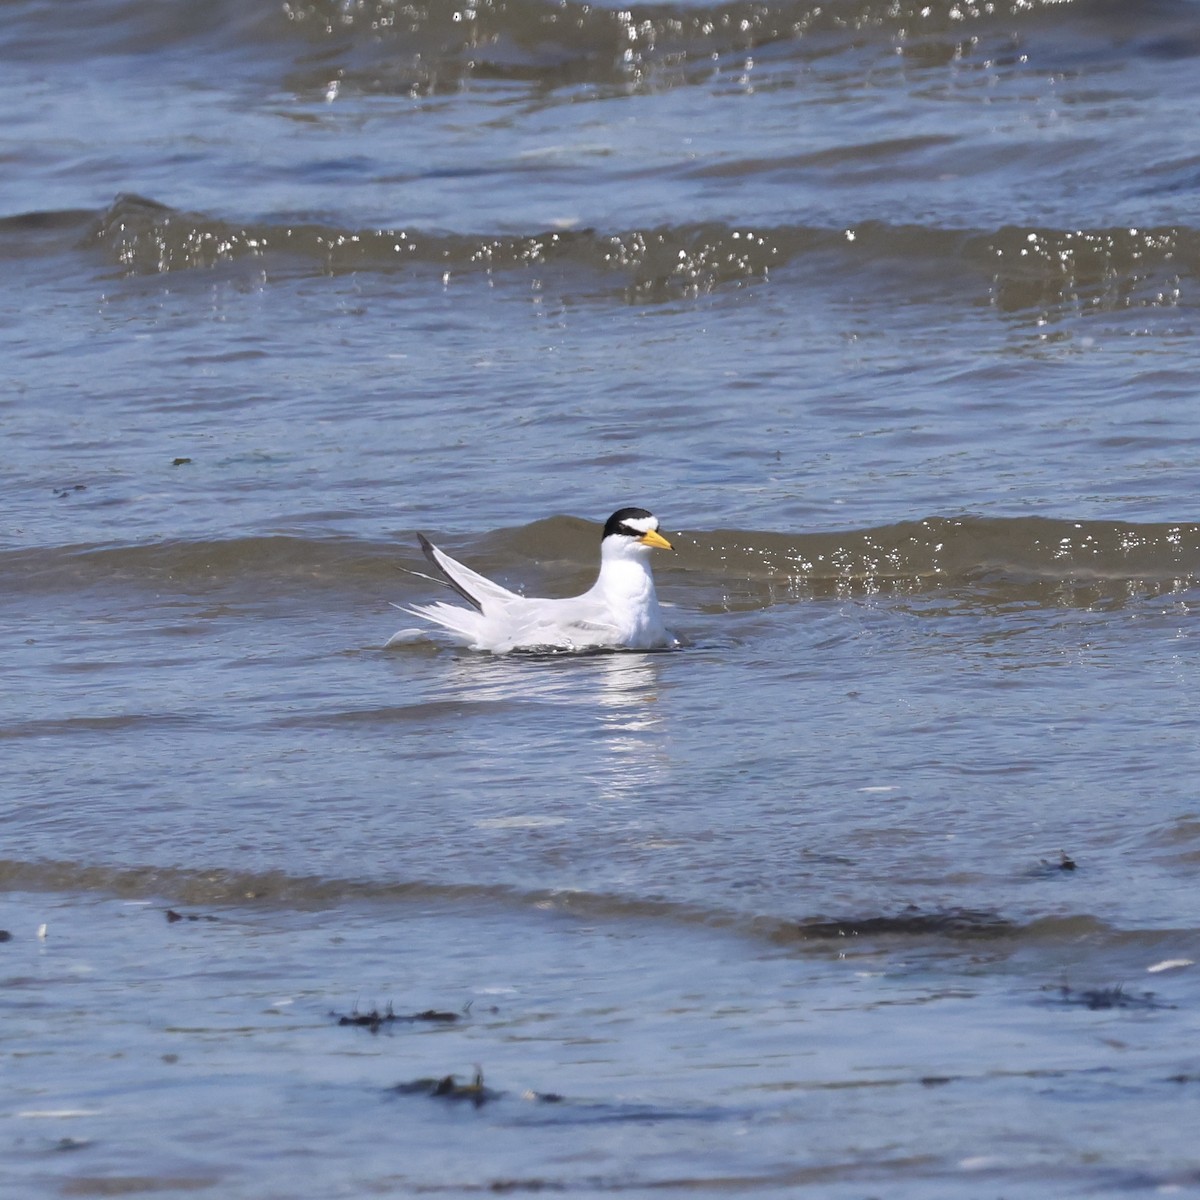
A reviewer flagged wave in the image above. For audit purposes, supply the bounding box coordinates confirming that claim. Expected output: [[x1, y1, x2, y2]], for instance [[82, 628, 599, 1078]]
[[0, 854, 1150, 950], [274, 0, 1074, 97], [8, 516, 1200, 606], [9, 0, 1194, 97], [2, 195, 1196, 312], [678, 515, 1200, 600]]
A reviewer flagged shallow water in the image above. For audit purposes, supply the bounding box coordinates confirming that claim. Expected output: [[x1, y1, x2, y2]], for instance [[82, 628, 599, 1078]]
[[5, 0, 1200, 1195]]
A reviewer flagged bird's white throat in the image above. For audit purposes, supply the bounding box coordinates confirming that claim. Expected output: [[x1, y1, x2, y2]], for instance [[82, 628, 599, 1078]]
[[593, 537, 658, 603]]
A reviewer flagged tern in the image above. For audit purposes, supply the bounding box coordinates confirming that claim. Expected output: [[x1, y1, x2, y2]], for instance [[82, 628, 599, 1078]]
[[391, 507, 675, 653]]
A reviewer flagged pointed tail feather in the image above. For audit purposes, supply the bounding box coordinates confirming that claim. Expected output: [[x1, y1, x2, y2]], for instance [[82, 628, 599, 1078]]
[[402, 601, 485, 647]]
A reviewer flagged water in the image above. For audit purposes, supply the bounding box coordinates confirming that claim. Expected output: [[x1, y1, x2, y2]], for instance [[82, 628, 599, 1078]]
[[6, 0, 1200, 1195]]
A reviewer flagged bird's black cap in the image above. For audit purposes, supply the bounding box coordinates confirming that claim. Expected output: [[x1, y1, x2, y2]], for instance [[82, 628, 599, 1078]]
[[602, 508, 657, 540]]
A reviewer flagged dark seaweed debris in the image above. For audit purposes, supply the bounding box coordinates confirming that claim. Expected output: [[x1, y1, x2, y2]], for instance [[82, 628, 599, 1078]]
[[487, 1180, 567, 1194], [334, 1004, 460, 1032], [0, 930, 11, 942], [165, 909, 219, 923], [796, 906, 1016, 940], [392, 1066, 499, 1108], [1047, 984, 1174, 1011], [1029, 850, 1078, 877]]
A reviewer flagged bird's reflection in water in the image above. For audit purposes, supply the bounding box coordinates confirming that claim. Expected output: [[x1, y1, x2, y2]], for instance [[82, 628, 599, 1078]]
[[584, 652, 668, 809], [434, 650, 669, 808]]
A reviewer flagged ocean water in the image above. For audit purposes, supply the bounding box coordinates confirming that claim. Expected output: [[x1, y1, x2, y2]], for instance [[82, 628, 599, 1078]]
[[5, 0, 1200, 1195]]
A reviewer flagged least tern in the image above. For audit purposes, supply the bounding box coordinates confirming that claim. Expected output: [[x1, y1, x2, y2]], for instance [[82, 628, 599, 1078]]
[[392, 507, 675, 653]]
